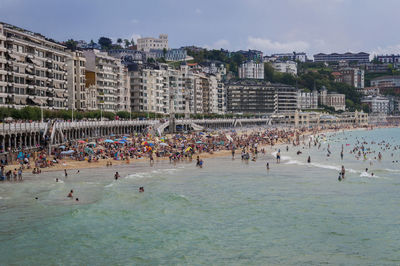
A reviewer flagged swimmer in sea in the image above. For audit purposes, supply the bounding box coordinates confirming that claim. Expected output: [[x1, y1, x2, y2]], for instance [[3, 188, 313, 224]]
[[276, 150, 281, 163], [114, 172, 120, 180], [266, 162, 270, 170], [307, 156, 311, 163], [67, 190, 73, 198], [56, 178, 59, 182], [139, 187, 144, 192], [64, 169, 68, 178]]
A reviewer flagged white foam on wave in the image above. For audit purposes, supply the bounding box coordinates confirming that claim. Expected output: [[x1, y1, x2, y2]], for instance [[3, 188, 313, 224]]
[[105, 183, 114, 188], [384, 168, 400, 173], [359, 172, 380, 179]]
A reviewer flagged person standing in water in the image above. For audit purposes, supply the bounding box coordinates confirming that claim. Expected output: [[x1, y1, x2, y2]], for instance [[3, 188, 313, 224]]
[[266, 162, 270, 170], [307, 156, 311, 163], [341, 165, 346, 179], [64, 169, 68, 178], [276, 150, 281, 163]]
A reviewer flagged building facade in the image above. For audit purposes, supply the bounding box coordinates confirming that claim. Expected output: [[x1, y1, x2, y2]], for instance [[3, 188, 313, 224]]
[[333, 67, 364, 88], [226, 80, 298, 114], [271, 61, 297, 75], [376, 54, 400, 63], [137, 34, 168, 52], [319, 87, 346, 111], [361, 95, 389, 114], [297, 89, 318, 109], [270, 52, 307, 62], [83, 49, 127, 112], [66, 50, 86, 110], [238, 61, 264, 79], [0, 22, 70, 109], [313, 52, 370, 63]]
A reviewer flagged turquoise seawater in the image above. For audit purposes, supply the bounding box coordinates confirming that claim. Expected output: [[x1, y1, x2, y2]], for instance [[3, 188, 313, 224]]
[[1, 128, 400, 265]]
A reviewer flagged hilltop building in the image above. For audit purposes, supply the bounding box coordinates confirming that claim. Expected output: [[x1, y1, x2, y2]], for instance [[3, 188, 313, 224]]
[[137, 34, 168, 52], [313, 52, 370, 63], [238, 61, 264, 79]]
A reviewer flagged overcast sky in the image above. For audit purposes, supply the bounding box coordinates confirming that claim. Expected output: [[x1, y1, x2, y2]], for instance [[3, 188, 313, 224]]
[[1, 0, 400, 57]]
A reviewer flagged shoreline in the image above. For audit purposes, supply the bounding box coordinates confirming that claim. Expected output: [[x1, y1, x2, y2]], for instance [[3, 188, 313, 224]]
[[3, 125, 398, 176]]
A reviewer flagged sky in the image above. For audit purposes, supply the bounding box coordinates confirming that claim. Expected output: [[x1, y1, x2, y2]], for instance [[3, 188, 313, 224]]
[[1, 0, 400, 57]]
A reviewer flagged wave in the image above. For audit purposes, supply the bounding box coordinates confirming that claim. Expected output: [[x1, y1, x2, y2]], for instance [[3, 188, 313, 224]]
[[359, 172, 380, 178], [105, 183, 114, 188], [276, 151, 387, 178]]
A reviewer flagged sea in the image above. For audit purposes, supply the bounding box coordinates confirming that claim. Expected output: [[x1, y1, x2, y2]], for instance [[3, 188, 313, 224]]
[[0, 127, 400, 265]]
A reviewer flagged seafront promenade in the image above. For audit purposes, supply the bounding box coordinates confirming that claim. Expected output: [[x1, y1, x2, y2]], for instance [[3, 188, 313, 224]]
[[0, 118, 272, 154], [0, 110, 379, 156]]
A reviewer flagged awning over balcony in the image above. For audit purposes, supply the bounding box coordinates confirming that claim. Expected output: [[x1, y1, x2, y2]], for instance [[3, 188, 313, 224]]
[[55, 90, 64, 98], [16, 97, 28, 105], [31, 98, 45, 105], [32, 59, 42, 66]]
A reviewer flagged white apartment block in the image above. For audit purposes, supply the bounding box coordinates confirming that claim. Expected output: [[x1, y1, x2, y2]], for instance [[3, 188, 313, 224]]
[[0, 22, 70, 109], [272, 61, 297, 75], [66, 50, 86, 110], [297, 89, 318, 109], [361, 95, 389, 114], [83, 49, 127, 112], [116, 66, 131, 112], [137, 34, 168, 52], [238, 61, 264, 79]]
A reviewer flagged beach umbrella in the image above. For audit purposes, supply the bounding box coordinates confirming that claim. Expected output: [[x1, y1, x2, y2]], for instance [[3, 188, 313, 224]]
[[149, 143, 155, 147], [142, 141, 148, 146], [114, 139, 119, 142], [196, 141, 203, 144], [104, 139, 113, 143], [78, 140, 86, 144], [88, 142, 96, 146], [159, 143, 168, 147], [84, 147, 94, 154], [58, 145, 66, 149], [61, 150, 75, 155], [185, 147, 192, 152]]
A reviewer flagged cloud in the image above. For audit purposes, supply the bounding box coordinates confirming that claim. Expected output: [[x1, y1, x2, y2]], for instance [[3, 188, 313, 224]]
[[247, 37, 310, 53], [130, 33, 141, 43], [130, 19, 139, 24], [195, 8, 202, 14], [370, 44, 400, 57], [204, 39, 230, 50]]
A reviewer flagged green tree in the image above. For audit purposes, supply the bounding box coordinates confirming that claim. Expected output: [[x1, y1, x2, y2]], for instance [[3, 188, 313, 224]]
[[65, 39, 78, 51], [98, 37, 112, 50], [124, 39, 130, 48]]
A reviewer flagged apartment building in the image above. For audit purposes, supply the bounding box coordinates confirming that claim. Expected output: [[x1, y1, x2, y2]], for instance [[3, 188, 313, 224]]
[[297, 89, 318, 109], [128, 64, 169, 114], [271, 61, 297, 75], [66, 50, 86, 110], [319, 87, 346, 111], [238, 61, 264, 79], [116, 66, 130, 112], [313, 52, 370, 63], [270, 52, 307, 62], [376, 54, 400, 63], [226, 80, 298, 114], [332, 67, 364, 88], [361, 95, 389, 114], [137, 34, 168, 52], [83, 49, 126, 112], [0, 22, 69, 109]]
